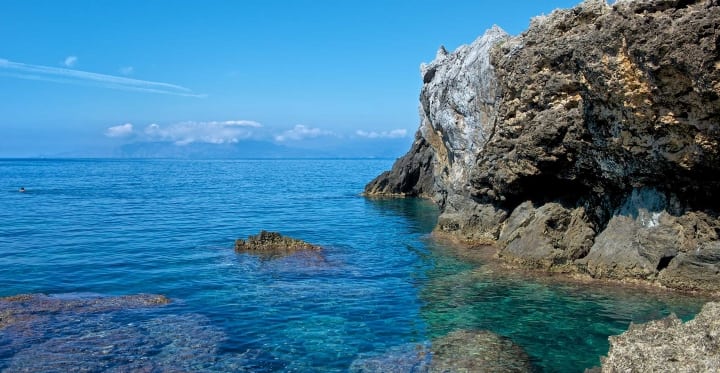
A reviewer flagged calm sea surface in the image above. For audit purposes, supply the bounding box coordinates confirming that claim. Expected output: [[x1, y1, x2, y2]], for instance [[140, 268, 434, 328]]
[[0, 159, 709, 372]]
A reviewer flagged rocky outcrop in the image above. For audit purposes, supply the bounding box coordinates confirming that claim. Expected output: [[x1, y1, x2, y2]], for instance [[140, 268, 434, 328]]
[[599, 301, 720, 371], [366, 26, 510, 203], [235, 230, 322, 257], [365, 0, 720, 291]]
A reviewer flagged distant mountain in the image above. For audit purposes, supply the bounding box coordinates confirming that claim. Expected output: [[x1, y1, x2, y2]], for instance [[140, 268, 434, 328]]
[[117, 138, 411, 159]]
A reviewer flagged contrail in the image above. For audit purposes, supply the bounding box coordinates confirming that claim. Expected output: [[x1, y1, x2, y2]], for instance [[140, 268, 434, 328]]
[[0, 58, 205, 98]]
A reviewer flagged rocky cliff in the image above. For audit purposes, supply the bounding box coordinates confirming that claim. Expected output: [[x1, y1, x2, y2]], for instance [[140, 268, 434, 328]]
[[365, 0, 720, 291]]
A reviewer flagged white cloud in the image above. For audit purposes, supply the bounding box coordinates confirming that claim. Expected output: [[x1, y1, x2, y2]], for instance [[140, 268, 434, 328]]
[[119, 66, 134, 76], [105, 123, 134, 138], [0, 57, 204, 97], [275, 125, 334, 142], [143, 120, 261, 145], [356, 129, 408, 139], [63, 56, 78, 67]]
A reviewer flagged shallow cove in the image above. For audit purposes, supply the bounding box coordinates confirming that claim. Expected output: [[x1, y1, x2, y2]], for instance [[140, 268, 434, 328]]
[[0, 159, 711, 372]]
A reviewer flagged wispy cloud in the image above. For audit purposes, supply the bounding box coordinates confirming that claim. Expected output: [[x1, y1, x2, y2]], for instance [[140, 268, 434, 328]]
[[274, 125, 334, 142], [136, 120, 261, 145], [0, 58, 204, 97], [105, 123, 134, 138], [63, 56, 78, 67], [119, 66, 134, 76], [356, 129, 408, 139]]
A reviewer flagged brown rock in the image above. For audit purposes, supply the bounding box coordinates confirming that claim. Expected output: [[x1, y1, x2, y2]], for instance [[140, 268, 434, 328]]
[[234, 230, 322, 257], [364, 0, 720, 292]]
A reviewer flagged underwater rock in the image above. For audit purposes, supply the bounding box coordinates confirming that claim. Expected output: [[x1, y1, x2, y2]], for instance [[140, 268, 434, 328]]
[[365, 0, 720, 291], [350, 330, 531, 372], [430, 330, 532, 373], [600, 301, 720, 372], [0, 293, 170, 330], [0, 292, 275, 372], [234, 230, 322, 257]]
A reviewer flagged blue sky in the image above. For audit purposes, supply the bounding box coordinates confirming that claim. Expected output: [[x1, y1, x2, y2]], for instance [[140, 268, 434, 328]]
[[0, 0, 581, 157]]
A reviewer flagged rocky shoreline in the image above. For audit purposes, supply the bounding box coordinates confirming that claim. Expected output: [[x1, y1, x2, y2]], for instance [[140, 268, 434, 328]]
[[365, 0, 720, 293]]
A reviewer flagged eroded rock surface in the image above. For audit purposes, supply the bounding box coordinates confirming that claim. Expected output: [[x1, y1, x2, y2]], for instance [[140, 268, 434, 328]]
[[365, 0, 720, 291], [235, 230, 322, 257], [600, 301, 720, 372]]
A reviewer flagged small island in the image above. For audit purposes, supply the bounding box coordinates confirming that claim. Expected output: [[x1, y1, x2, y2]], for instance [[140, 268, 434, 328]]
[[235, 230, 322, 257]]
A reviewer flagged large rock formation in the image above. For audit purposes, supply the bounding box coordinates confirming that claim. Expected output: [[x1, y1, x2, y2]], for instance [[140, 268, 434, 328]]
[[366, 0, 720, 291], [599, 301, 720, 371]]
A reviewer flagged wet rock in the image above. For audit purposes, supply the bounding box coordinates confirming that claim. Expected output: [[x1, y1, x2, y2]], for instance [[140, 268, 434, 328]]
[[600, 301, 720, 372], [235, 230, 322, 257], [365, 0, 720, 291]]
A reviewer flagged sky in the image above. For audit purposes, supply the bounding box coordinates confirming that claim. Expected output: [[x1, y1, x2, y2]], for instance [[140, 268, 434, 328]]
[[0, 0, 582, 158]]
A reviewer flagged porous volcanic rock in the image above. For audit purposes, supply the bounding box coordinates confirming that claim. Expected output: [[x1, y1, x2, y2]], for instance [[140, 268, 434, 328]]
[[234, 230, 322, 257], [599, 301, 720, 372], [365, 0, 720, 291]]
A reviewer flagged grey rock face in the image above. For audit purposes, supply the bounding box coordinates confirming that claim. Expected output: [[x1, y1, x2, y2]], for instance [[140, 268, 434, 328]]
[[365, 27, 510, 205], [366, 0, 720, 291], [600, 301, 720, 372]]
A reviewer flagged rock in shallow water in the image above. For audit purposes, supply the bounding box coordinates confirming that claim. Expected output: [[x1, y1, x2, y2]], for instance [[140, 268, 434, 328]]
[[600, 301, 720, 372], [350, 329, 531, 373], [0, 293, 275, 372], [235, 230, 322, 258]]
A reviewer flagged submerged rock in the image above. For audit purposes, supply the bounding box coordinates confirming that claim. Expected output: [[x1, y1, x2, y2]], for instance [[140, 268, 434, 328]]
[[430, 330, 532, 373], [0, 293, 170, 330], [600, 301, 720, 372], [365, 0, 720, 291], [235, 230, 322, 257], [350, 330, 531, 372], [0, 293, 274, 372]]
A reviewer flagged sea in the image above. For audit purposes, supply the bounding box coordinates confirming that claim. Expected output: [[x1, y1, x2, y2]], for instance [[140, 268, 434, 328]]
[[0, 159, 709, 372]]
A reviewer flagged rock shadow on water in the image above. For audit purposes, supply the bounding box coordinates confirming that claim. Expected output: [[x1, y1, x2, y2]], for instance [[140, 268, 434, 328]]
[[0, 293, 281, 372]]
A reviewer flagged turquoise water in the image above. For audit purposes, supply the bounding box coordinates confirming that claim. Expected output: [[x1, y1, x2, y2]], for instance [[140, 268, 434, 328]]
[[0, 159, 709, 372]]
